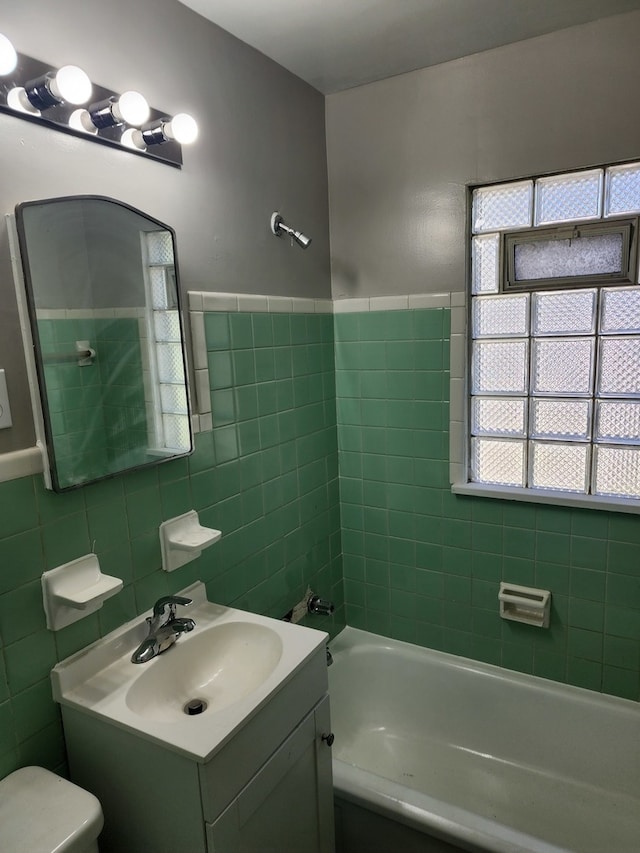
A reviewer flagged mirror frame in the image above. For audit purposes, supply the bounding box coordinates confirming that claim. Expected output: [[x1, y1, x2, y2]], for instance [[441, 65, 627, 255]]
[[15, 194, 193, 492]]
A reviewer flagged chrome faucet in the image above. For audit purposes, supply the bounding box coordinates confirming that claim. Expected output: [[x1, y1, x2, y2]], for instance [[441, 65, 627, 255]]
[[307, 594, 335, 616], [131, 595, 195, 664]]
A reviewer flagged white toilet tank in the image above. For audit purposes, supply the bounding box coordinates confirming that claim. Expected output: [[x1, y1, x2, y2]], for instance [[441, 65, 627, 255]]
[[0, 766, 103, 853]]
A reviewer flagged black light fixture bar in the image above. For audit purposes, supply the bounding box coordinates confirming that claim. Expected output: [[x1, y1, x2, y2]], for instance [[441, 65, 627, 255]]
[[0, 51, 185, 168]]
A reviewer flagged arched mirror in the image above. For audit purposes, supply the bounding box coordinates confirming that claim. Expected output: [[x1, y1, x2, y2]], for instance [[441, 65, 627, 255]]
[[14, 196, 193, 491]]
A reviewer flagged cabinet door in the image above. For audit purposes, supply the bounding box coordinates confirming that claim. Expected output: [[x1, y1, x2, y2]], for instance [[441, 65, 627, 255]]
[[207, 696, 334, 853]]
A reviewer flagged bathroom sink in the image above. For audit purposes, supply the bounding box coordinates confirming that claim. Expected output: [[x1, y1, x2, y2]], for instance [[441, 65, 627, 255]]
[[125, 621, 283, 722], [51, 581, 326, 762]]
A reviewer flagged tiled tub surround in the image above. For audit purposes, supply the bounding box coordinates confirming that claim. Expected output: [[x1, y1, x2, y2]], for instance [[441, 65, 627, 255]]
[[335, 303, 640, 702], [0, 295, 343, 781]]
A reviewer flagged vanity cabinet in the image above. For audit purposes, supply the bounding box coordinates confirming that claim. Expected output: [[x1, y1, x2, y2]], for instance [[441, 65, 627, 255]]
[[61, 646, 334, 853], [207, 696, 333, 852]]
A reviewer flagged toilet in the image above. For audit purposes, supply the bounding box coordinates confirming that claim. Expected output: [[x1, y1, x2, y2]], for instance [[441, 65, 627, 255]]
[[0, 766, 103, 853]]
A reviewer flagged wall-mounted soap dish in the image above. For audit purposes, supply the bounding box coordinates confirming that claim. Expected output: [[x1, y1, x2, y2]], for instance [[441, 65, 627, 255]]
[[160, 510, 221, 572], [42, 554, 123, 630], [499, 582, 551, 628]]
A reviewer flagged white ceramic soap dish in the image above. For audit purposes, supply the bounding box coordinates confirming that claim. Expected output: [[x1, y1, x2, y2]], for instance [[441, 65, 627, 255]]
[[42, 554, 123, 630], [160, 510, 221, 572]]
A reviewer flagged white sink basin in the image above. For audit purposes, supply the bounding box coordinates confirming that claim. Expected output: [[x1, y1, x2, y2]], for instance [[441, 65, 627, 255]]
[[125, 621, 283, 722], [51, 581, 326, 761]]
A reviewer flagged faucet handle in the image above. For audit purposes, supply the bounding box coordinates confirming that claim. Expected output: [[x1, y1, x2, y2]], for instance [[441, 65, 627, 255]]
[[307, 594, 335, 616], [152, 595, 192, 618]]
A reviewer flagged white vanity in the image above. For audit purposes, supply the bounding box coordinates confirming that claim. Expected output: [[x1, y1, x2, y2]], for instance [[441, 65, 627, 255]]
[[51, 582, 334, 853]]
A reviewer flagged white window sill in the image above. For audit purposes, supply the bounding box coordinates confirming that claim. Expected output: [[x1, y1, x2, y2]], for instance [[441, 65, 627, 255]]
[[452, 481, 640, 515]]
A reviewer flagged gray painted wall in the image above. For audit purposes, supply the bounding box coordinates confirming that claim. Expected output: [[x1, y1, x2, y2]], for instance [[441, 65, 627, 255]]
[[326, 11, 640, 299], [20, 200, 168, 310], [0, 0, 330, 452]]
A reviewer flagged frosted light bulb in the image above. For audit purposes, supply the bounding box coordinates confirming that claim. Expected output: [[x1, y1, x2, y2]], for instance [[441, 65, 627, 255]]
[[50, 65, 92, 105], [68, 109, 97, 134], [114, 91, 149, 126], [121, 127, 146, 150], [0, 33, 17, 75], [165, 113, 198, 144], [6, 87, 40, 115]]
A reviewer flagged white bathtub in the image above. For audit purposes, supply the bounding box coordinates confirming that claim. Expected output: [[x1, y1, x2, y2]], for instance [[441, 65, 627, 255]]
[[328, 627, 640, 853]]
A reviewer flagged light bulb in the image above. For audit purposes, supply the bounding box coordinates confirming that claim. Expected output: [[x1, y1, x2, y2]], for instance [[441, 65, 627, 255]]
[[165, 113, 198, 144], [0, 33, 17, 75], [23, 65, 92, 111], [114, 91, 149, 126], [6, 87, 40, 115], [121, 127, 146, 150], [68, 109, 97, 134], [50, 65, 92, 105], [87, 91, 150, 130], [138, 113, 198, 147]]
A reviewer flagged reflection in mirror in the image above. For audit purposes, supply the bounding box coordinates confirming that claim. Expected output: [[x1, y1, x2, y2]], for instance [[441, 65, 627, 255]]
[[15, 196, 192, 491]]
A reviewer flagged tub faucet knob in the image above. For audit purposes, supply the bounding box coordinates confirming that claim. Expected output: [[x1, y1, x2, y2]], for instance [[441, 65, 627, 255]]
[[308, 594, 335, 616]]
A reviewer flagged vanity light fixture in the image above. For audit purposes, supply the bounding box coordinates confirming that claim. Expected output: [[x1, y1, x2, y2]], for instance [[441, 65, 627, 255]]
[[0, 34, 197, 167]]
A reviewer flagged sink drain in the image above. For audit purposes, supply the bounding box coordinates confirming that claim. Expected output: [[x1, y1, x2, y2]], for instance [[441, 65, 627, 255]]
[[184, 698, 208, 716]]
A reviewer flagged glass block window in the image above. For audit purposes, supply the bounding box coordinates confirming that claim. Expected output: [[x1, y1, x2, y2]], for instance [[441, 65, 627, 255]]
[[529, 441, 590, 493], [472, 234, 500, 294], [600, 287, 640, 334], [472, 294, 529, 338], [532, 289, 597, 336], [531, 338, 595, 397], [472, 339, 529, 395], [472, 181, 533, 234], [530, 399, 591, 441], [142, 231, 190, 452], [471, 437, 526, 487], [605, 163, 640, 218], [472, 397, 527, 437], [534, 169, 603, 226], [596, 401, 640, 443], [597, 338, 640, 397], [469, 161, 640, 500], [593, 446, 640, 498]]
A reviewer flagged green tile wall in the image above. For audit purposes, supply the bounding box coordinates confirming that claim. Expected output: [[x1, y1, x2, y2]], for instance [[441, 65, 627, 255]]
[[0, 310, 343, 781], [98, 317, 148, 471], [40, 317, 109, 488], [2, 301, 640, 786], [336, 308, 640, 702], [39, 317, 147, 488]]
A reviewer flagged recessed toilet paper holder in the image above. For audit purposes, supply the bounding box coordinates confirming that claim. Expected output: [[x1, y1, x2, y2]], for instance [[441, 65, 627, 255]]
[[498, 582, 551, 628]]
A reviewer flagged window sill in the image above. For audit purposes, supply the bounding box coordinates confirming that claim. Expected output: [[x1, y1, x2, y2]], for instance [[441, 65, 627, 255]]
[[451, 481, 640, 515]]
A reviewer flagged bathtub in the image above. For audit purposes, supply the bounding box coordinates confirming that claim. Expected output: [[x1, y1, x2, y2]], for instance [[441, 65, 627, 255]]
[[328, 627, 640, 853]]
